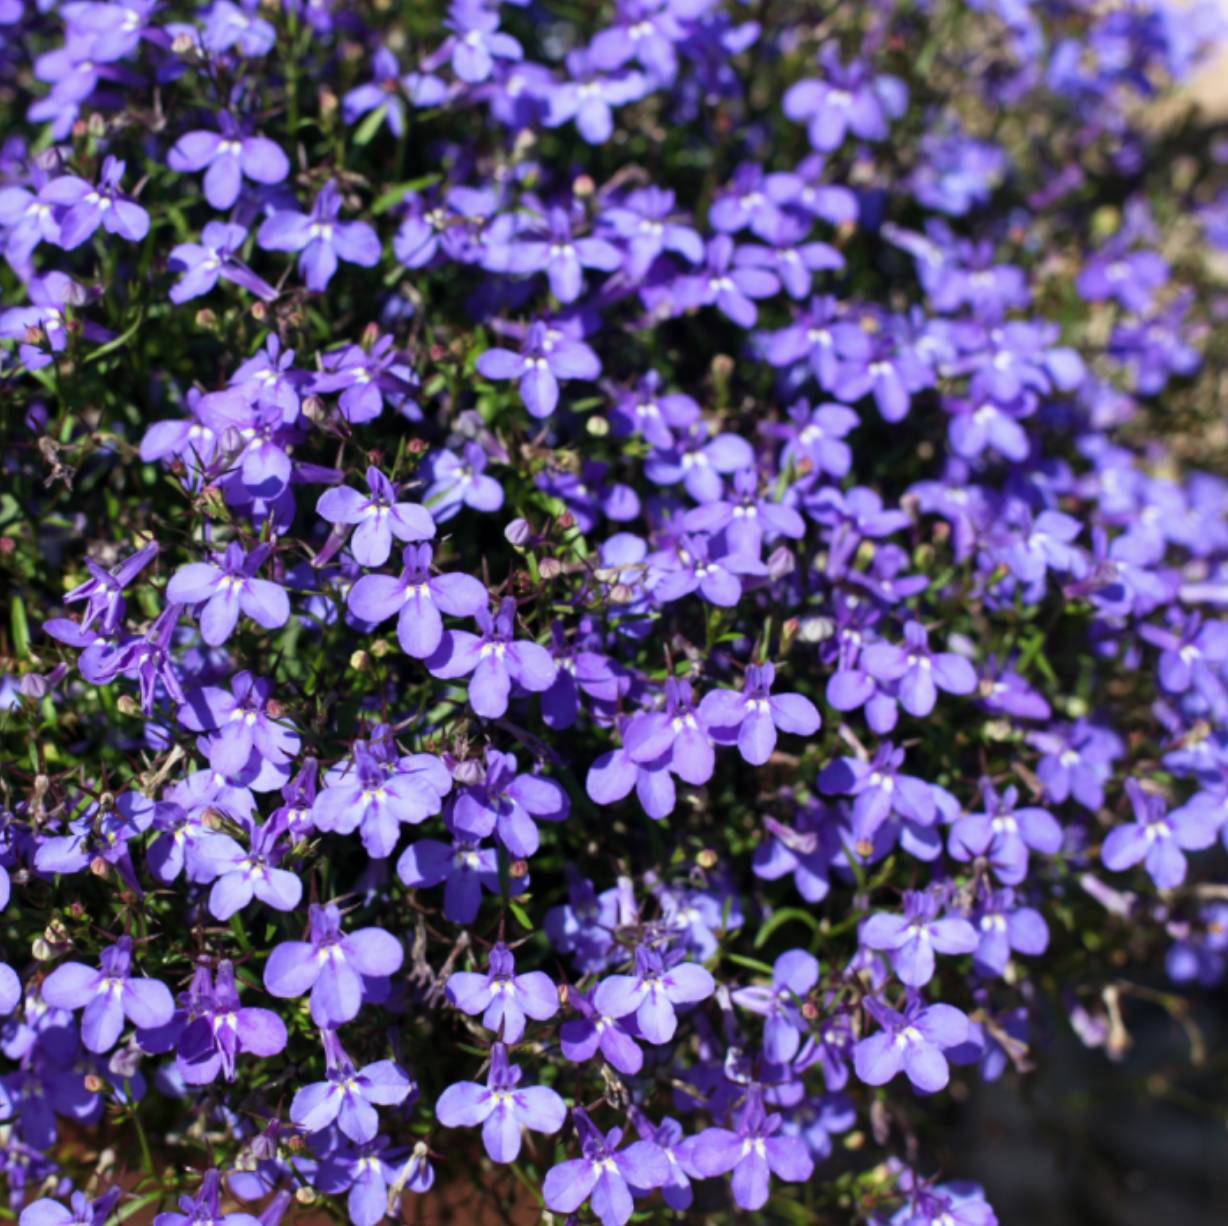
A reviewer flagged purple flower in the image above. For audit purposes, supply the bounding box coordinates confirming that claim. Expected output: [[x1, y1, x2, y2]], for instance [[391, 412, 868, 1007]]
[[63, 540, 158, 634], [439, 0, 522, 83], [559, 986, 644, 1074], [44, 157, 148, 250], [730, 949, 819, 1063], [426, 596, 558, 719], [41, 937, 174, 1054], [734, 215, 843, 299], [648, 533, 763, 608], [542, 1107, 668, 1226], [342, 48, 447, 138], [309, 335, 417, 424], [860, 890, 978, 988], [485, 205, 622, 303], [258, 181, 381, 292], [853, 996, 969, 1093], [599, 187, 704, 281], [783, 47, 906, 151], [0, 272, 103, 369], [1077, 246, 1169, 313], [316, 466, 435, 567], [290, 1030, 413, 1143], [347, 543, 487, 658], [153, 1172, 261, 1226], [674, 235, 779, 328], [171, 961, 287, 1085], [593, 945, 714, 1045], [699, 662, 820, 766], [1029, 720, 1123, 811], [449, 747, 569, 859], [544, 49, 649, 145], [166, 541, 290, 646], [178, 671, 301, 780], [201, 1, 276, 56], [590, 1, 684, 80], [620, 678, 717, 786], [20, 1190, 122, 1226], [687, 1093, 814, 1212], [0, 160, 66, 268], [972, 889, 1049, 978], [948, 783, 1063, 885], [314, 1137, 412, 1226], [0, 961, 18, 1016], [1141, 613, 1228, 704], [167, 115, 290, 210], [818, 744, 937, 843], [445, 942, 559, 1043], [395, 835, 509, 924], [763, 296, 871, 390], [263, 902, 403, 1027], [477, 320, 602, 418], [435, 1042, 566, 1163], [423, 442, 504, 520], [643, 421, 754, 503], [168, 222, 277, 304], [1101, 780, 1219, 890], [193, 815, 302, 920], [859, 621, 978, 719], [311, 741, 450, 859], [884, 1172, 999, 1226]]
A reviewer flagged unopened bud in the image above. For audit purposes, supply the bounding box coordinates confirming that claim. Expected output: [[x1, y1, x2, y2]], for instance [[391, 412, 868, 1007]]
[[509, 858, 529, 879], [116, 695, 140, 716], [371, 638, 392, 658], [83, 1073, 105, 1094], [696, 848, 718, 870], [586, 414, 609, 436], [89, 857, 110, 879], [539, 557, 563, 580], [350, 649, 370, 671], [32, 938, 53, 961], [250, 301, 268, 322]]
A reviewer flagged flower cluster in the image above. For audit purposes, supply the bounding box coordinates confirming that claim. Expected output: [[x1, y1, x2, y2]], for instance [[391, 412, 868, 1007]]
[[1, 0, 1227, 1224]]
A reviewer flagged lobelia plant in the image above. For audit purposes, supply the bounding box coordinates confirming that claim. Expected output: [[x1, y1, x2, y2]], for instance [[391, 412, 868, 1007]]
[[3, 0, 1228, 1224]]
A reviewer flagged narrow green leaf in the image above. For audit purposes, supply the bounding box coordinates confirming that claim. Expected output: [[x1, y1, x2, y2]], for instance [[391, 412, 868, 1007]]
[[10, 594, 30, 659], [353, 104, 388, 146], [753, 906, 823, 950]]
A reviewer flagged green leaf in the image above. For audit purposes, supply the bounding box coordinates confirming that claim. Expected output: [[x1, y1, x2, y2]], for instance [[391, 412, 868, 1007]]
[[372, 173, 443, 215], [352, 104, 388, 146], [10, 594, 30, 659], [84, 308, 145, 366], [753, 906, 823, 950], [723, 951, 776, 976]]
